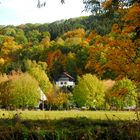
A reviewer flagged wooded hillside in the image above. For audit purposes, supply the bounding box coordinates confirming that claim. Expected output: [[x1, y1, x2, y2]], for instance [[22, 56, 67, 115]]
[[0, 0, 140, 110]]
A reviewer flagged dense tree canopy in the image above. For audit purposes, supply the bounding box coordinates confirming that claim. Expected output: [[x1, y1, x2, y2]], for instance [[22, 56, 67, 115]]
[[73, 74, 105, 109], [0, 73, 39, 108], [106, 78, 137, 110], [0, 0, 140, 110], [25, 60, 53, 94]]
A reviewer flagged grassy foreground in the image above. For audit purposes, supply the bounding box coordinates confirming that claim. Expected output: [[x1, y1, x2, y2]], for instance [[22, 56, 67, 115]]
[[0, 110, 137, 120], [0, 110, 140, 140]]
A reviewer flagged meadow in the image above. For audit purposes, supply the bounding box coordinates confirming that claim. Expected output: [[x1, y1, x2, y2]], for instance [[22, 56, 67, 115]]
[[0, 110, 137, 121]]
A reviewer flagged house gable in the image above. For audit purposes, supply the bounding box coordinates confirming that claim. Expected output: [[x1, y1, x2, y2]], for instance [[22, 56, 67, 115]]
[[56, 72, 75, 88]]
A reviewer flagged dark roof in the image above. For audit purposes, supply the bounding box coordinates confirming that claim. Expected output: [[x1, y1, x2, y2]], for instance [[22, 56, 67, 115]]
[[63, 72, 74, 80], [58, 72, 74, 81]]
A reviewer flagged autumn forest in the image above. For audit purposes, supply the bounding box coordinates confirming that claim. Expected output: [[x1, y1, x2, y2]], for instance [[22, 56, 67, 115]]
[[0, 0, 140, 110]]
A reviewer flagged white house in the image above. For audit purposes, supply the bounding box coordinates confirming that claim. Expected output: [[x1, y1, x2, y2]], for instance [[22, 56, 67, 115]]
[[56, 72, 75, 88]]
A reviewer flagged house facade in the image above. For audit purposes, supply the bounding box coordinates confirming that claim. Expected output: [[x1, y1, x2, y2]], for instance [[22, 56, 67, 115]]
[[56, 72, 75, 88]]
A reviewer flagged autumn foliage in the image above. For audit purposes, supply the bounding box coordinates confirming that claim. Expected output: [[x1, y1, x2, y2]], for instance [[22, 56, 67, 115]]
[[0, 0, 140, 110]]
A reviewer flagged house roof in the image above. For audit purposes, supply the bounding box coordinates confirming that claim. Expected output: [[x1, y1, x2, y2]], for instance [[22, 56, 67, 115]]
[[63, 72, 74, 80], [57, 72, 74, 81]]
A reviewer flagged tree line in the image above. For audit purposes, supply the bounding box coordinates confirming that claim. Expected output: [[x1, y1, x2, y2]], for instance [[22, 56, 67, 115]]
[[0, 0, 140, 110]]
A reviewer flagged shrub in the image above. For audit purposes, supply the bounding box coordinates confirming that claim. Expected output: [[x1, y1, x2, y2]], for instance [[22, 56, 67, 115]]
[[106, 78, 137, 110], [0, 73, 39, 109], [73, 74, 106, 109]]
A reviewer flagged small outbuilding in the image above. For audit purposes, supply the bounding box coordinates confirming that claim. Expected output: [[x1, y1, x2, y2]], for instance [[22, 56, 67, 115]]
[[36, 87, 47, 110]]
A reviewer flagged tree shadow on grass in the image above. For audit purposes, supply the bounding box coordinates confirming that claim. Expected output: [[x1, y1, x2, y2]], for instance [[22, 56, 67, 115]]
[[0, 117, 140, 140]]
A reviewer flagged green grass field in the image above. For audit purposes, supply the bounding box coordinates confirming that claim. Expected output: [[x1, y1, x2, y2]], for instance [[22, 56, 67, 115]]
[[0, 110, 138, 121]]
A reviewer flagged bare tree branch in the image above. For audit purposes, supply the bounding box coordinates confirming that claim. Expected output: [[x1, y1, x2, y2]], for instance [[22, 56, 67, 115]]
[[37, 0, 65, 8]]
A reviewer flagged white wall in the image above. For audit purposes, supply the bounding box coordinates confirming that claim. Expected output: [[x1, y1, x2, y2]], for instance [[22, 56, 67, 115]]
[[56, 81, 75, 87]]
